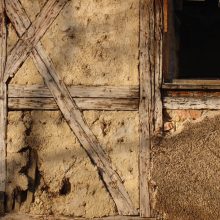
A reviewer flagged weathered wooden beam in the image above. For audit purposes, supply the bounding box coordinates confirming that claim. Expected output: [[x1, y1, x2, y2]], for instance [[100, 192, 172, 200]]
[[0, 0, 7, 215], [163, 96, 220, 110], [8, 96, 220, 111], [8, 84, 139, 99], [2, 214, 156, 220], [163, 88, 220, 110], [6, 0, 137, 215], [139, 0, 151, 217], [8, 97, 139, 111], [7, 85, 139, 110], [154, 0, 163, 132], [139, 0, 163, 217], [4, 0, 69, 83]]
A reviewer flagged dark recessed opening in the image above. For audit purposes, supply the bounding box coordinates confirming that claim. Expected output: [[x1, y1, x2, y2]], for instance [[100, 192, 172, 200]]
[[164, 0, 220, 81], [59, 178, 71, 196]]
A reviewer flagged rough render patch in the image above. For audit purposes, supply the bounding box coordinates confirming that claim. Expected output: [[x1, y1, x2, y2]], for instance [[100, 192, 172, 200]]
[[6, 111, 139, 218], [152, 112, 220, 220], [9, 0, 139, 86]]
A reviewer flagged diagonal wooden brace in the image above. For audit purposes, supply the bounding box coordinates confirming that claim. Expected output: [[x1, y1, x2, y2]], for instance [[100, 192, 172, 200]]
[[6, 0, 137, 215], [4, 0, 69, 83]]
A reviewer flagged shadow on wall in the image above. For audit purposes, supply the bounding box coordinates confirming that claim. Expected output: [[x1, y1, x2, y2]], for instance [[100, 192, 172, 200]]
[[152, 114, 220, 220], [5, 110, 139, 216]]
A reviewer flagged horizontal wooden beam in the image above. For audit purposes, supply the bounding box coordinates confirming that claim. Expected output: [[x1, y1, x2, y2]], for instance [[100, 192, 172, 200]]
[[164, 97, 220, 110], [8, 85, 139, 98], [7, 85, 220, 110], [8, 97, 138, 111], [14, 96, 220, 111], [163, 84, 220, 110], [2, 214, 156, 220], [7, 85, 139, 111], [9, 97, 220, 111]]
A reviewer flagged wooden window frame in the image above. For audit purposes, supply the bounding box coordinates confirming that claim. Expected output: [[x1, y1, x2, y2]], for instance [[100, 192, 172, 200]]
[[162, 0, 220, 111], [162, 0, 220, 86]]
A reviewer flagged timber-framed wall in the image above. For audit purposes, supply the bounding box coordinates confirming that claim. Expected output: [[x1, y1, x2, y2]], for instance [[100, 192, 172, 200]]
[[0, 0, 163, 219]]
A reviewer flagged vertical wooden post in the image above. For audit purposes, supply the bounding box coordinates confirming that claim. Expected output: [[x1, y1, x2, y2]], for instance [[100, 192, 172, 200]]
[[0, 0, 7, 215], [139, 0, 163, 217]]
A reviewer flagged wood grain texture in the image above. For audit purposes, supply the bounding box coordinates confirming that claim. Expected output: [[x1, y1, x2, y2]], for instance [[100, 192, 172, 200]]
[[139, 0, 163, 217], [6, 0, 137, 215], [0, 0, 7, 215], [163, 97, 220, 110], [8, 94, 220, 111], [8, 97, 139, 111], [139, 0, 152, 217], [154, 1, 163, 133], [7, 85, 139, 110], [4, 0, 69, 82], [8, 84, 139, 99]]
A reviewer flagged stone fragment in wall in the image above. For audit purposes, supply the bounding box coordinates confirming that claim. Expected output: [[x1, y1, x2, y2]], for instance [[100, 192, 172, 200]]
[[164, 121, 175, 132]]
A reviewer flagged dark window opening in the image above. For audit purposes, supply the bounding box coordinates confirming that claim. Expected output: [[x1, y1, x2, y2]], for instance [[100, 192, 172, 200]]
[[164, 0, 220, 82]]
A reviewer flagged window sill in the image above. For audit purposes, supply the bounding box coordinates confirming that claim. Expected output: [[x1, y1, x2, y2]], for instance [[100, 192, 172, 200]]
[[162, 79, 220, 110], [163, 79, 220, 90]]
